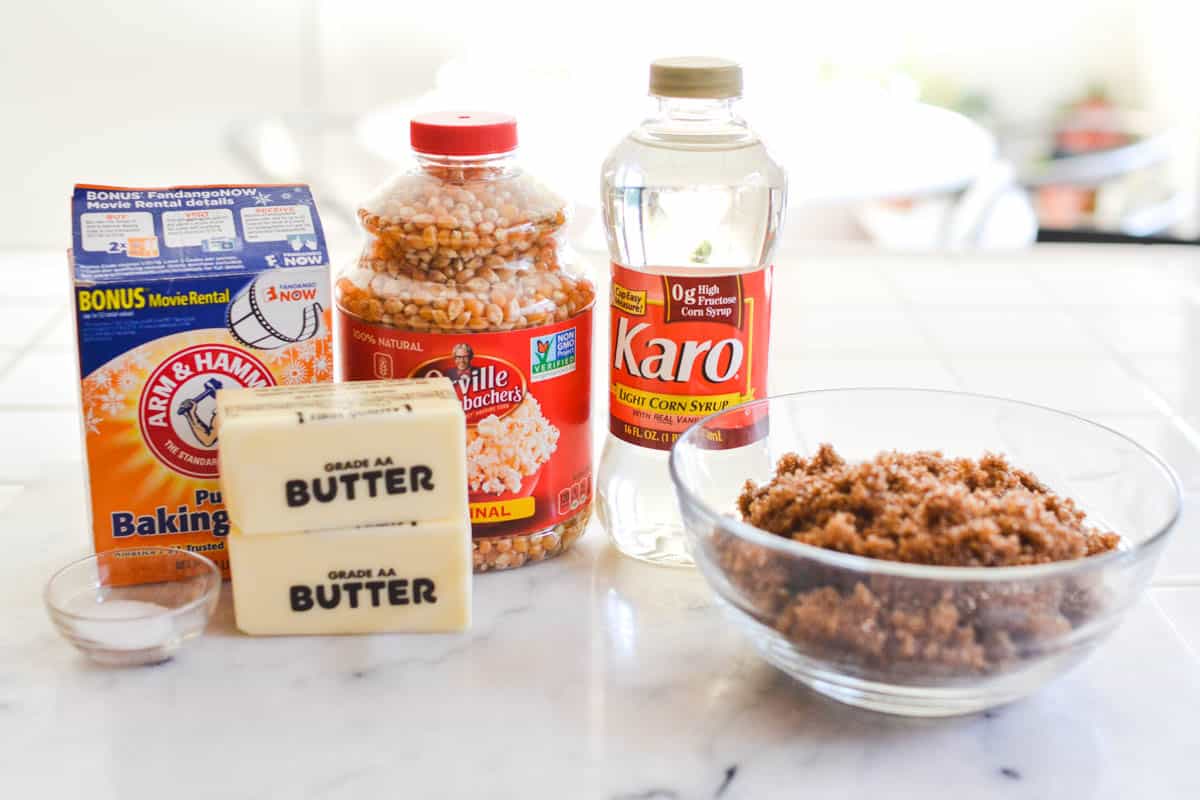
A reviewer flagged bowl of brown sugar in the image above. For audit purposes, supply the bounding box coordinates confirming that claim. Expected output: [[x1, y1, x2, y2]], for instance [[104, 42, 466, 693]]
[[669, 389, 1180, 716]]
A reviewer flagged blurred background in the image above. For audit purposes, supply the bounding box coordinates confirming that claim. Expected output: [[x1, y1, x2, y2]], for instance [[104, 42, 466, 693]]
[[5, 0, 1200, 254]]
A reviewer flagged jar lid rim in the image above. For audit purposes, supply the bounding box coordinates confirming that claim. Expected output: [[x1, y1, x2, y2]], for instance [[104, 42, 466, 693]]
[[410, 112, 518, 156]]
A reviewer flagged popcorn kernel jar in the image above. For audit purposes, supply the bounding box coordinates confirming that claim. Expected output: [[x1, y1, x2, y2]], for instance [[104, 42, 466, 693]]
[[336, 112, 596, 571]]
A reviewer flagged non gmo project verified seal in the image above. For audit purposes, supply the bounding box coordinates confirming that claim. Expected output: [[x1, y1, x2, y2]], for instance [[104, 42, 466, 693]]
[[530, 328, 576, 382]]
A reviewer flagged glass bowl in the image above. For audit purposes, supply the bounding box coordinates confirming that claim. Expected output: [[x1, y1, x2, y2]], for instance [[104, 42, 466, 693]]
[[45, 548, 221, 666], [669, 389, 1180, 716]]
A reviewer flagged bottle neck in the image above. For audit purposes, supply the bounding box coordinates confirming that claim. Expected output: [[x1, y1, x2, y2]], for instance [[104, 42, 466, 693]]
[[414, 151, 518, 181], [654, 96, 739, 122], [632, 95, 754, 148]]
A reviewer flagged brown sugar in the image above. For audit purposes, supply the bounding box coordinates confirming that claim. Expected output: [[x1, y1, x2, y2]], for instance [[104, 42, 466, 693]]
[[720, 445, 1121, 676], [737, 444, 1120, 566]]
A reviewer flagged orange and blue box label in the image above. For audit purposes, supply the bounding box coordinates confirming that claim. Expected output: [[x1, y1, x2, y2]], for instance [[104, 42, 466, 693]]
[[70, 184, 335, 578]]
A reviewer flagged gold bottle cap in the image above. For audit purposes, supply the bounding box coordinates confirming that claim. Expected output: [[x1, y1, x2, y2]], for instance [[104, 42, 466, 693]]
[[649, 56, 743, 99]]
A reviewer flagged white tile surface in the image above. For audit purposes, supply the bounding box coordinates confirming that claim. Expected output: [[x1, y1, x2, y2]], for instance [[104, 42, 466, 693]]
[[3, 532, 1198, 800], [789, 260, 899, 306], [917, 309, 1104, 357], [1124, 355, 1200, 413], [1152, 491, 1200, 586], [0, 305, 63, 355], [0, 409, 83, 480], [0, 252, 73, 299], [1032, 252, 1200, 307], [32, 310, 74, 352], [1152, 588, 1200, 658], [887, 260, 1051, 307], [771, 308, 933, 356], [0, 484, 24, 513], [1086, 307, 1200, 357], [0, 349, 79, 408], [0, 352, 19, 378], [772, 356, 960, 393], [948, 357, 1159, 416], [2, 245, 1200, 798], [1092, 415, 1200, 492]]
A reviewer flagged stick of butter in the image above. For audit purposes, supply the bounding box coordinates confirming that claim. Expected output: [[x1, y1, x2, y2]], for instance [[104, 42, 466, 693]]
[[216, 378, 467, 535], [229, 519, 471, 635]]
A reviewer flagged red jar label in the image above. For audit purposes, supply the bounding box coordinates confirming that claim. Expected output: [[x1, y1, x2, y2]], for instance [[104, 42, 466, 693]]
[[609, 263, 771, 450], [338, 309, 593, 538]]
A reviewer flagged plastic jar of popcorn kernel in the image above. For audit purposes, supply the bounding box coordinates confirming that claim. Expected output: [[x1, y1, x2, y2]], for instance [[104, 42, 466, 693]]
[[336, 111, 596, 572]]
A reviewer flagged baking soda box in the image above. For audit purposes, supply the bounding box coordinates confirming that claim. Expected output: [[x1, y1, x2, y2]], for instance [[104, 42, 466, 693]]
[[70, 184, 334, 578]]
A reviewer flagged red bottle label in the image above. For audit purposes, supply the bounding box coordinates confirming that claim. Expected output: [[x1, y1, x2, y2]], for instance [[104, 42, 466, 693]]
[[338, 308, 593, 538], [608, 263, 771, 450]]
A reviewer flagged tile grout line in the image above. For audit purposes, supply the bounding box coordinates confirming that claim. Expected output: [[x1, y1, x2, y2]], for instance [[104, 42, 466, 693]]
[[0, 311, 67, 383], [1029, 268, 1200, 460], [0, 351, 21, 377], [1151, 576, 1200, 588], [1149, 591, 1200, 665], [869, 260, 970, 390], [1026, 269, 1200, 584]]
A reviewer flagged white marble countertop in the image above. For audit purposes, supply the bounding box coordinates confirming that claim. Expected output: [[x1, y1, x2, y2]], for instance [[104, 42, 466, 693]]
[[3, 246, 1200, 798]]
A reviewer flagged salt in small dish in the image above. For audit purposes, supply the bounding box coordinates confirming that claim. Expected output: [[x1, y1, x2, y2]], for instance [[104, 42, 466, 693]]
[[45, 547, 220, 666]]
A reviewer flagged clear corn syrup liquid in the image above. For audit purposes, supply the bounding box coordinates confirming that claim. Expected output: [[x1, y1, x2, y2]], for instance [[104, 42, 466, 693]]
[[598, 96, 786, 566]]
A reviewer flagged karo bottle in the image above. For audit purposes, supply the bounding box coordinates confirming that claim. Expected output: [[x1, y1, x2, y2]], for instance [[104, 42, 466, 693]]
[[598, 57, 787, 565]]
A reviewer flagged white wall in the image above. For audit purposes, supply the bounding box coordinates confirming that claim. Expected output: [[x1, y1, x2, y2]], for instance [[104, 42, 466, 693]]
[[1, 1, 314, 250], [0, 0, 1187, 249]]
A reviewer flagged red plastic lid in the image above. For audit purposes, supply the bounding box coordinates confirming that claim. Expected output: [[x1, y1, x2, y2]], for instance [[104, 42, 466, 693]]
[[410, 111, 518, 156]]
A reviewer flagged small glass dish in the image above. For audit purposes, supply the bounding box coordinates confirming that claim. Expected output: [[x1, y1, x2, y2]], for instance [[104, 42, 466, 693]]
[[670, 389, 1181, 716], [45, 548, 221, 666]]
